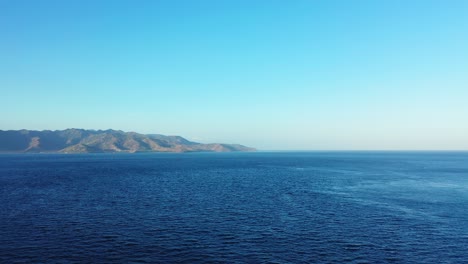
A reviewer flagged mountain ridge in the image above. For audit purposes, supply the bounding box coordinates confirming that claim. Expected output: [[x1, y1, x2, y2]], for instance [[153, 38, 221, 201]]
[[0, 129, 256, 153]]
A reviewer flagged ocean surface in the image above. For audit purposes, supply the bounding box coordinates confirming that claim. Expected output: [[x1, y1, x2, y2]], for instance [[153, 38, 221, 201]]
[[1, 152, 468, 263]]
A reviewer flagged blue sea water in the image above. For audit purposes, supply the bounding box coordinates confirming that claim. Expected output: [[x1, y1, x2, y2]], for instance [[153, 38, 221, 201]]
[[1, 152, 468, 263]]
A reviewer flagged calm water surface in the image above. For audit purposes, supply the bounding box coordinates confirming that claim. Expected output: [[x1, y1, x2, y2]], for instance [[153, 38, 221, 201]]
[[1, 152, 468, 263]]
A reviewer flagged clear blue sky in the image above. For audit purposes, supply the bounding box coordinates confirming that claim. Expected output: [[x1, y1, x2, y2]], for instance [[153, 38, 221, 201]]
[[1, 0, 467, 150]]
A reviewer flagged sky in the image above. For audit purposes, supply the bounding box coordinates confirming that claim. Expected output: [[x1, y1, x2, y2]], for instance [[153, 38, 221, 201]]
[[1, 0, 467, 150]]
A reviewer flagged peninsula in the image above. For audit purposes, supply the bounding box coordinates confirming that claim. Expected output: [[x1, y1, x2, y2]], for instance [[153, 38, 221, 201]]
[[0, 129, 256, 153]]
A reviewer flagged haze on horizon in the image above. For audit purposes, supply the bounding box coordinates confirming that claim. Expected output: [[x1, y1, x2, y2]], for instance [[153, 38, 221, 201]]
[[1, 0, 467, 150]]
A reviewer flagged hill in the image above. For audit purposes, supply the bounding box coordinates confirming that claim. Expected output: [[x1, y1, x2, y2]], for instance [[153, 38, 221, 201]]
[[0, 129, 256, 153]]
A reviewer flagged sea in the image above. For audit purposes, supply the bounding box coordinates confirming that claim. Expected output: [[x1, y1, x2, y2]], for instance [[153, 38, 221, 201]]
[[0, 151, 467, 263]]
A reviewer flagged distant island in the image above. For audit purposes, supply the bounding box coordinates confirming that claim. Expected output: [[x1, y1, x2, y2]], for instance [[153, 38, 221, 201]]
[[0, 129, 256, 153]]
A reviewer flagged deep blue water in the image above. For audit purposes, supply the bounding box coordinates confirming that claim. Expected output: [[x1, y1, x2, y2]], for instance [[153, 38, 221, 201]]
[[1, 152, 468, 263]]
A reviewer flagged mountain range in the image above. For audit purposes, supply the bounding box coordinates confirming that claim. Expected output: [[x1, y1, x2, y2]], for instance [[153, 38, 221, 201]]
[[0, 129, 255, 153]]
